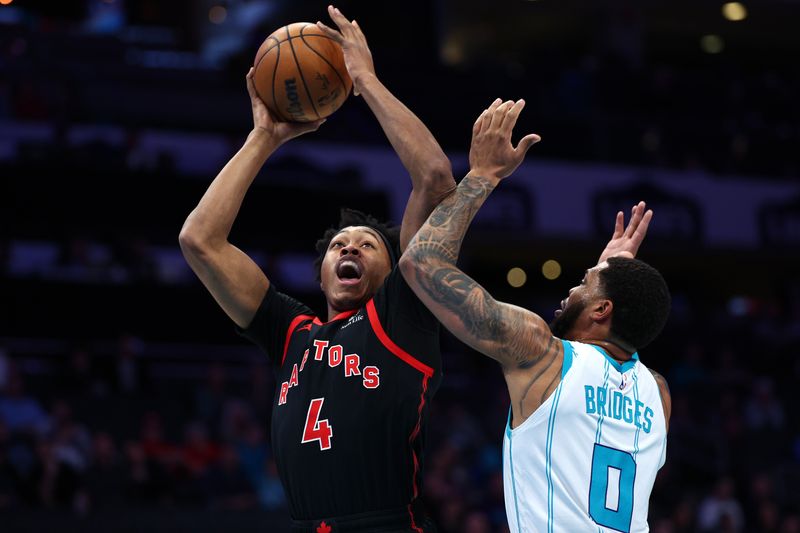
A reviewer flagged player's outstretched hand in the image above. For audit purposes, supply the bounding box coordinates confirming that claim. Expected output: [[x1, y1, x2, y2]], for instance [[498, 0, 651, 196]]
[[316, 5, 375, 96], [597, 201, 654, 263], [246, 68, 325, 144], [469, 98, 541, 183]]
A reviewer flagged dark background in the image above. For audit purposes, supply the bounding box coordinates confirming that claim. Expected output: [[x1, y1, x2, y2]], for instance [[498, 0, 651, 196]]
[[1, 0, 799, 531]]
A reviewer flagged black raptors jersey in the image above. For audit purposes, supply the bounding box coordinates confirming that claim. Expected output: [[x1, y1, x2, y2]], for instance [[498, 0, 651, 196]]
[[239, 267, 441, 527]]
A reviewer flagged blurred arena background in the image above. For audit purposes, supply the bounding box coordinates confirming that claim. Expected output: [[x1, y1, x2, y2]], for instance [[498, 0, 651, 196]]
[[1, 0, 799, 531]]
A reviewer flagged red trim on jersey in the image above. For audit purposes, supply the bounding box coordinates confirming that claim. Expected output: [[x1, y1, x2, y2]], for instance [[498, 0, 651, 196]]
[[312, 309, 358, 326], [407, 374, 430, 532], [365, 300, 434, 377], [408, 503, 423, 533], [281, 314, 314, 367]]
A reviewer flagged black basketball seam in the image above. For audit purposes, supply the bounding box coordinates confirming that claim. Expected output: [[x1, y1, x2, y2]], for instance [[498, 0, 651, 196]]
[[254, 36, 280, 72], [259, 33, 340, 57], [253, 36, 289, 121], [286, 24, 321, 120], [271, 31, 290, 122], [299, 26, 350, 105]]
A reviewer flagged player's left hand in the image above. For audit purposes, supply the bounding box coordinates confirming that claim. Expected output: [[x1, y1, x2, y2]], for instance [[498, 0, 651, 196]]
[[468, 98, 541, 182], [246, 68, 325, 144], [597, 201, 653, 263], [316, 5, 375, 96]]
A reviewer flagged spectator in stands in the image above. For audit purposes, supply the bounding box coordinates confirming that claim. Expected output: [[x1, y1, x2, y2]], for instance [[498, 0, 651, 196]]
[[0, 369, 49, 436], [83, 431, 126, 511], [697, 476, 745, 532], [203, 444, 255, 510], [745, 377, 785, 432]]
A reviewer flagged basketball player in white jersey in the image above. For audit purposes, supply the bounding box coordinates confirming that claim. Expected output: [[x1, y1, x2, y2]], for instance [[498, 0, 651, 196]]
[[400, 98, 672, 533]]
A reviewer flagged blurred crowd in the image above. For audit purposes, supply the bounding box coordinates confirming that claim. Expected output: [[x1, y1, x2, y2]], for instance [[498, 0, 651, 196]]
[[1, 285, 799, 532], [1, 6, 798, 181]]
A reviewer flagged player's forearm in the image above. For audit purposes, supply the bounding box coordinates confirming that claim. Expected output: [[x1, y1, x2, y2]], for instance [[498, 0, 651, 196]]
[[357, 74, 454, 189], [180, 129, 278, 250], [403, 172, 497, 268], [401, 173, 555, 369], [400, 172, 521, 362]]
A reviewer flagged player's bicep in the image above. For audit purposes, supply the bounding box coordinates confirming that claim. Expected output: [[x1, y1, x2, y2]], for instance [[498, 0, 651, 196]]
[[183, 243, 269, 328], [406, 262, 554, 368], [483, 301, 559, 370]]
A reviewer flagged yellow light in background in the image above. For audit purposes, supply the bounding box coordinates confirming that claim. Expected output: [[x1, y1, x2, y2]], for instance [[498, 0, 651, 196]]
[[700, 34, 725, 54], [0, 0, 14, 6], [441, 38, 465, 66], [507, 267, 527, 288], [722, 2, 747, 21], [209, 6, 227, 24], [542, 259, 562, 280]]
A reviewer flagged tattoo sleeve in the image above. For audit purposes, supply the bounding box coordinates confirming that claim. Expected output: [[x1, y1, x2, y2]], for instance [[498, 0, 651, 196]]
[[403, 174, 555, 368]]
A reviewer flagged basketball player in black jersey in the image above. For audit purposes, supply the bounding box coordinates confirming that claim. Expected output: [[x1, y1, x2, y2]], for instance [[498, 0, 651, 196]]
[[180, 6, 455, 532]]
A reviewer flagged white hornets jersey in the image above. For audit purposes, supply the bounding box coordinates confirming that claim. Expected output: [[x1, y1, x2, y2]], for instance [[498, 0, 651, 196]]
[[503, 340, 667, 533]]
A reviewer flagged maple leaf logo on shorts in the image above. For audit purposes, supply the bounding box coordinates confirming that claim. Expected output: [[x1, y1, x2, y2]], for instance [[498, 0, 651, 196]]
[[316, 521, 332, 533]]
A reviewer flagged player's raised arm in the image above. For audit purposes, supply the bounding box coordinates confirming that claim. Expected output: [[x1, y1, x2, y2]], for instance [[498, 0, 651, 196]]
[[317, 5, 456, 251], [179, 69, 324, 328], [400, 99, 545, 367]]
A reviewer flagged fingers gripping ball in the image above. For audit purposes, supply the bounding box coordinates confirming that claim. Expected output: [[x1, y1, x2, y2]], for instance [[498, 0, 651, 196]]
[[253, 22, 353, 123]]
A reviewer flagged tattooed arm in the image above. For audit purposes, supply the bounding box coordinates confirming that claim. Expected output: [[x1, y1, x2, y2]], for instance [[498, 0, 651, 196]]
[[400, 99, 556, 424], [401, 172, 552, 364], [400, 172, 562, 420]]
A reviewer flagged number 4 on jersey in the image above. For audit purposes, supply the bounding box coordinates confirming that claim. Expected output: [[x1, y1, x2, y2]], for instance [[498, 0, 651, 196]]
[[302, 398, 333, 450]]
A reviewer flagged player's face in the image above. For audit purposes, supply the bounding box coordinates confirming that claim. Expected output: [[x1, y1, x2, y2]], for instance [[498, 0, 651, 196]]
[[320, 226, 393, 313], [549, 263, 607, 339]]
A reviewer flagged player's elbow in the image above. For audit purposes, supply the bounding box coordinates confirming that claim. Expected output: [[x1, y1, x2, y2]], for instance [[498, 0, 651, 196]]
[[418, 160, 455, 197], [178, 219, 210, 261]]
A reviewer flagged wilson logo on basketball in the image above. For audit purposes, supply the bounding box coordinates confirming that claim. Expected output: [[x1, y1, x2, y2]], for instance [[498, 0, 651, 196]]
[[284, 78, 304, 121]]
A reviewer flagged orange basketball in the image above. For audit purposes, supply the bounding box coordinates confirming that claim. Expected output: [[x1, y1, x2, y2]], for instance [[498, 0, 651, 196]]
[[253, 22, 352, 123]]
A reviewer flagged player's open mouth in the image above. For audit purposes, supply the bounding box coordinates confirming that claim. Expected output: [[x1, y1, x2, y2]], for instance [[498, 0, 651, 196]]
[[554, 299, 566, 317], [336, 259, 363, 286]]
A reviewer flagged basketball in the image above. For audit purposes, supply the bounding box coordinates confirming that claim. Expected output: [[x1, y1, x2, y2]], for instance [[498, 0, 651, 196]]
[[253, 22, 352, 123]]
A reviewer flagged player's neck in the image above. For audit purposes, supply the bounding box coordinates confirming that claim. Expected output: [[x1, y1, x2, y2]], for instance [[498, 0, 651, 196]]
[[581, 338, 634, 363]]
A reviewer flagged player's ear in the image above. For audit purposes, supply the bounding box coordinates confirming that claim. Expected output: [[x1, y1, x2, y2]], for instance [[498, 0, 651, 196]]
[[590, 299, 613, 322]]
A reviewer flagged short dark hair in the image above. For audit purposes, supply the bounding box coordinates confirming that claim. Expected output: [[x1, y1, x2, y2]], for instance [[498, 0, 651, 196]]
[[313, 208, 400, 281], [598, 257, 671, 350]]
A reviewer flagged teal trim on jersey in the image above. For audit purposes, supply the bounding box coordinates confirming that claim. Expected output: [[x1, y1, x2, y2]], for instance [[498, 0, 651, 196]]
[[505, 409, 522, 533], [632, 370, 641, 462], [561, 339, 575, 379], [595, 360, 610, 443], [546, 382, 565, 533], [590, 345, 639, 373]]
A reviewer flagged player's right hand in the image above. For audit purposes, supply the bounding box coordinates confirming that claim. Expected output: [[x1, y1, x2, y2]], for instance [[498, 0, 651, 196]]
[[316, 5, 375, 96], [468, 98, 540, 183], [246, 68, 325, 144], [597, 201, 654, 263]]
